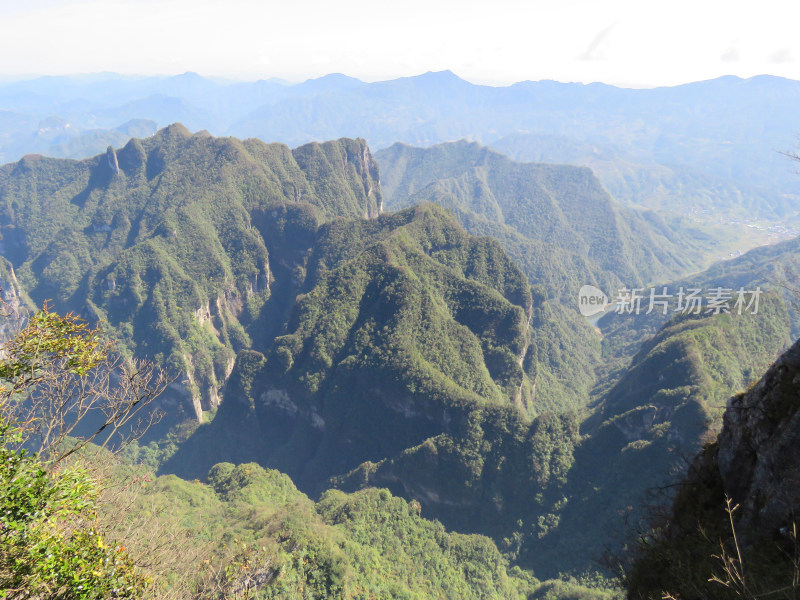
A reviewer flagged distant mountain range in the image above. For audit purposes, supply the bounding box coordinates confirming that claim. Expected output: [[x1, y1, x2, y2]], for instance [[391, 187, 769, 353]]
[[2, 71, 800, 203]]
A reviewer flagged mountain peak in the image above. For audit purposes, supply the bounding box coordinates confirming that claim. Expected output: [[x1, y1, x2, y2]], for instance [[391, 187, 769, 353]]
[[313, 72, 359, 82], [159, 122, 191, 137], [298, 73, 363, 88], [421, 69, 459, 78], [174, 71, 203, 80], [416, 70, 467, 84]]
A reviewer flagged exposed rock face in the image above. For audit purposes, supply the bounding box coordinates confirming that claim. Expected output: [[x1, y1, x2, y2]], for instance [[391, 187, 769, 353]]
[[105, 145, 119, 175], [0, 262, 22, 313], [0, 259, 28, 343], [355, 143, 382, 218], [717, 337, 800, 541], [625, 336, 800, 599]]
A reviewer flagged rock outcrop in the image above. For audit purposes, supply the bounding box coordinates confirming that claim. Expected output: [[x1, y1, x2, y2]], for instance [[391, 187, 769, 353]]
[[105, 145, 120, 175], [0, 258, 28, 342], [717, 337, 800, 541], [625, 335, 800, 599]]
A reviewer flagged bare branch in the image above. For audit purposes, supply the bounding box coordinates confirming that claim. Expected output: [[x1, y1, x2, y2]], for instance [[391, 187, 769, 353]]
[[0, 305, 175, 466]]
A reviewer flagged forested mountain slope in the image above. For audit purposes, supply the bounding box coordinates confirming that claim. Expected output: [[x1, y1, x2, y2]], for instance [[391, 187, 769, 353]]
[[376, 140, 702, 300], [375, 140, 715, 413], [163, 203, 540, 485], [0, 124, 381, 420], [490, 132, 799, 223]]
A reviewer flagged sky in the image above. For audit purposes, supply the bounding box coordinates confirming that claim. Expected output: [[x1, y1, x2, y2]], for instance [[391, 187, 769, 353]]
[[1, 0, 798, 87]]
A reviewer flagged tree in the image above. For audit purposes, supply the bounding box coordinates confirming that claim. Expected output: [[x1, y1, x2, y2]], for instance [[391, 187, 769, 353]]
[[0, 301, 171, 598], [0, 303, 171, 464]]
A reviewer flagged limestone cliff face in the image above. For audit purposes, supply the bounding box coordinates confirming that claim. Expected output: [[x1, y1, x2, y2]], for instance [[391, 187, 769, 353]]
[[0, 259, 21, 312], [716, 336, 800, 541], [290, 137, 382, 220], [0, 258, 28, 342], [354, 142, 382, 218], [105, 145, 120, 175]]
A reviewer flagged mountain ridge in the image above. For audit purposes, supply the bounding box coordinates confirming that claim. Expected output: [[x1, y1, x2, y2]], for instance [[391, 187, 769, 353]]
[[0, 125, 382, 421], [3, 72, 799, 200]]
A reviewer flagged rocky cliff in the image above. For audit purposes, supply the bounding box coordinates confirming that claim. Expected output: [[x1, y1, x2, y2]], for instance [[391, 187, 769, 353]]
[[626, 335, 800, 599], [717, 336, 800, 542]]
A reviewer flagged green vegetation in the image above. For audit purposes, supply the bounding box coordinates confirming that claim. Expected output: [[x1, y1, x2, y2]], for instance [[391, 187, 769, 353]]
[[374, 140, 709, 413], [376, 140, 703, 300], [0, 303, 614, 599], [163, 159, 798, 580], [0, 308, 151, 598], [163, 203, 538, 486], [3, 127, 798, 592], [0, 126, 382, 421], [143, 463, 535, 599], [546, 293, 794, 576], [0, 435, 149, 599], [107, 459, 617, 599]]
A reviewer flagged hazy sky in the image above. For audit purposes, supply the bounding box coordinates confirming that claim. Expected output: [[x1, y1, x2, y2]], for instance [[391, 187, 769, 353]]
[[1, 0, 798, 87]]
